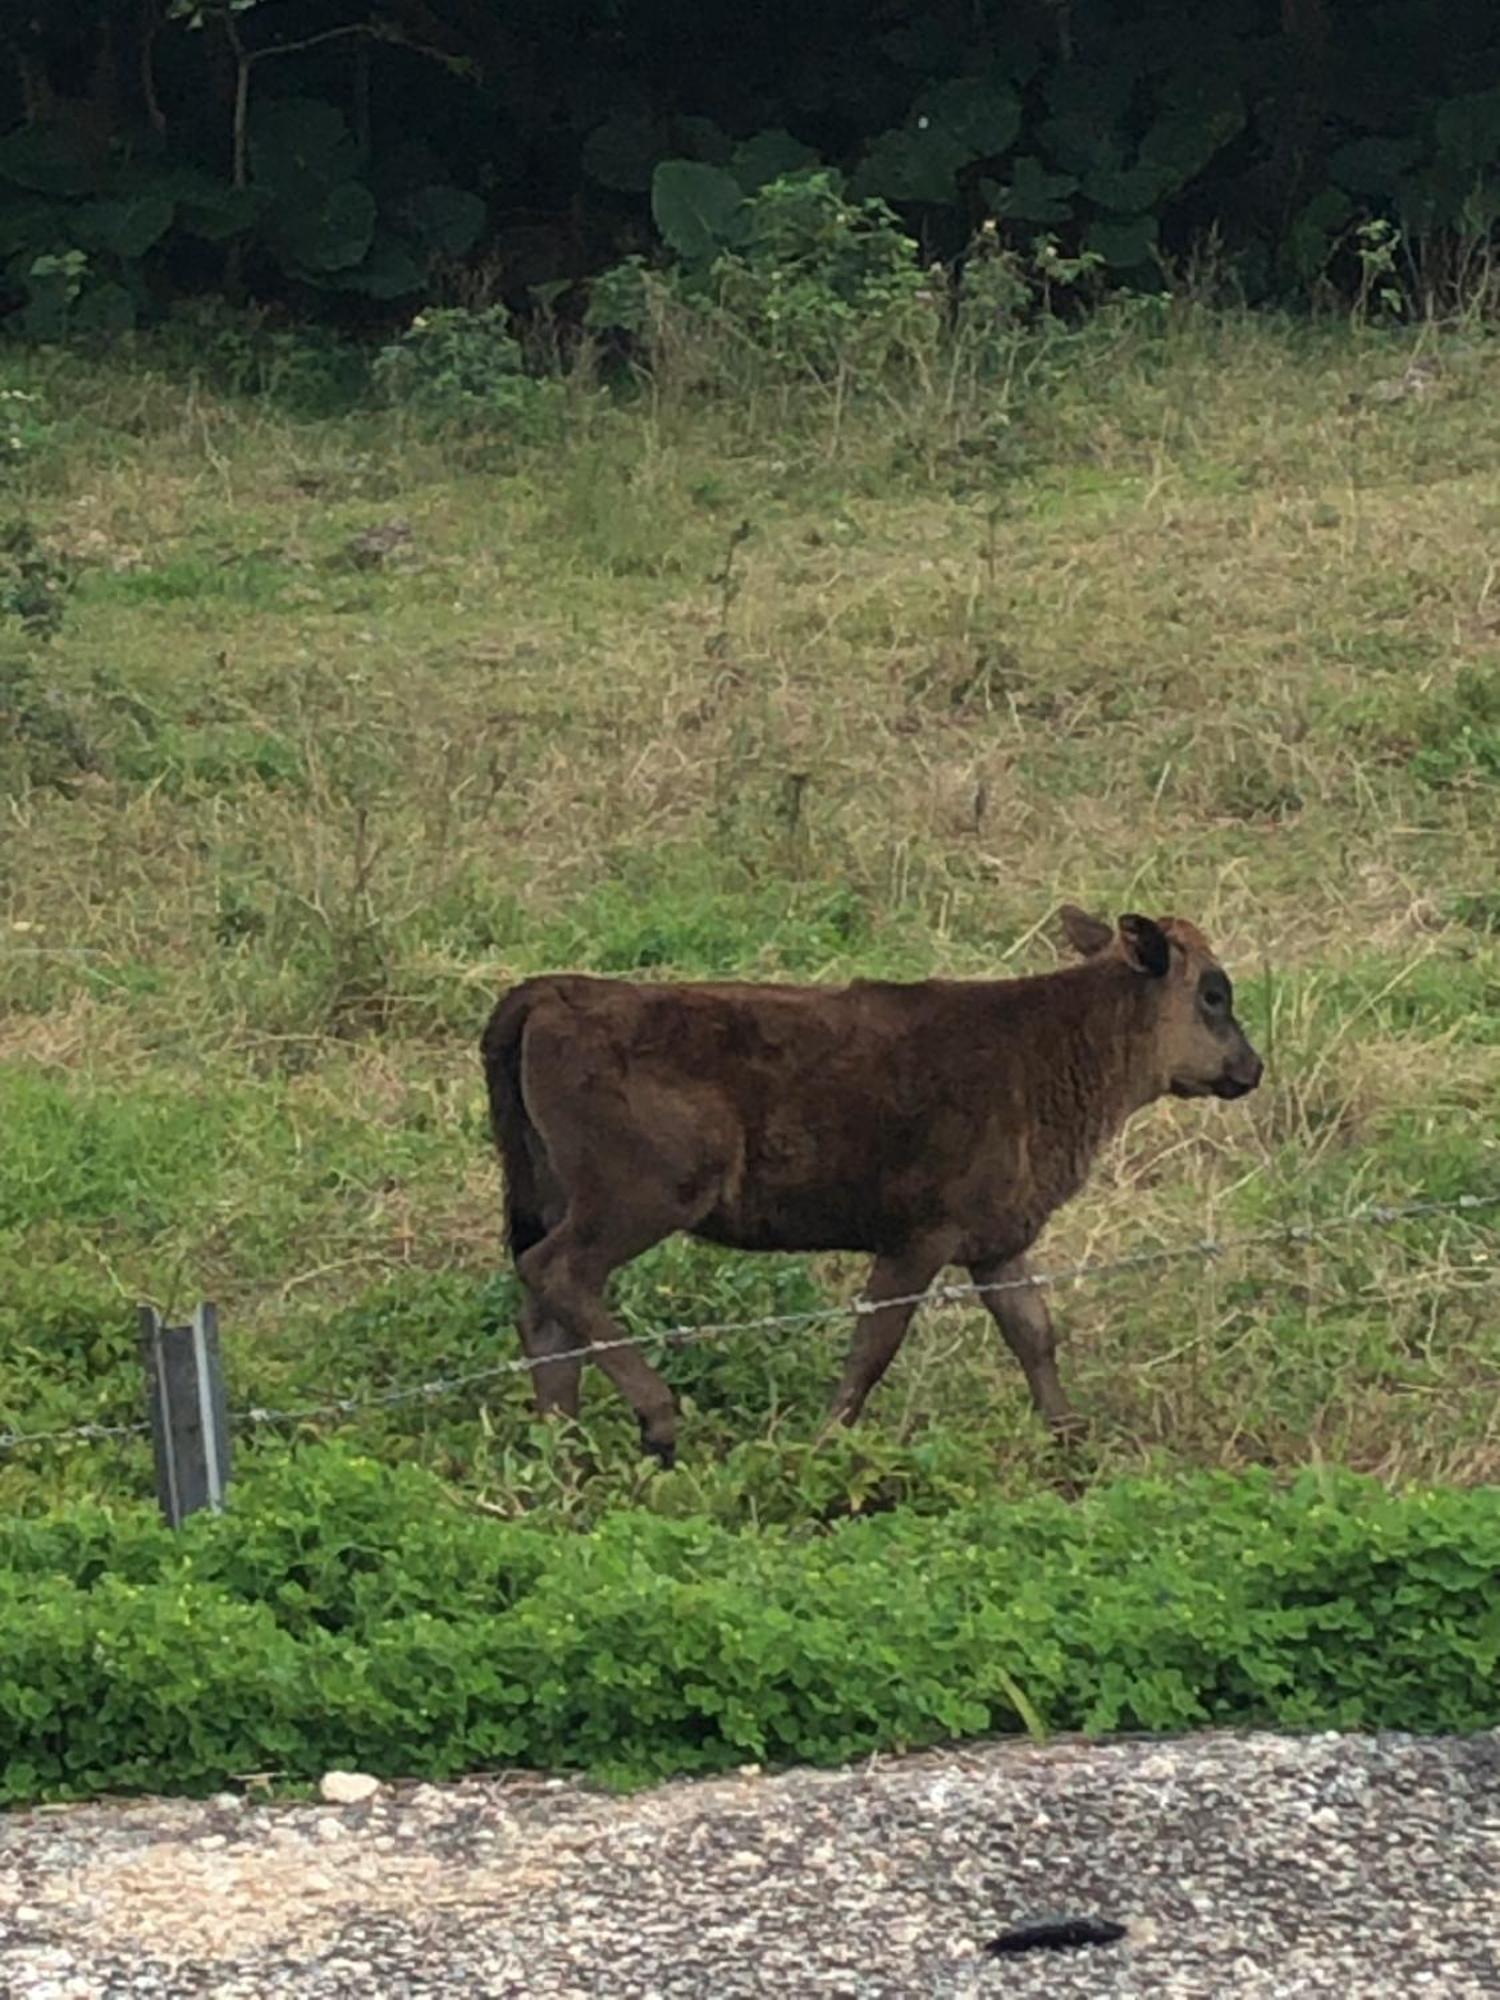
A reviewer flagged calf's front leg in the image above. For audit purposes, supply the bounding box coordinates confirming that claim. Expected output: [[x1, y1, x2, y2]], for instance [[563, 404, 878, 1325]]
[[969, 1253, 1086, 1442], [828, 1243, 948, 1427]]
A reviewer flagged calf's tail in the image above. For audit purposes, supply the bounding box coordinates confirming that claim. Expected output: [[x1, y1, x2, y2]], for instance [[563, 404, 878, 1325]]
[[479, 984, 549, 1262]]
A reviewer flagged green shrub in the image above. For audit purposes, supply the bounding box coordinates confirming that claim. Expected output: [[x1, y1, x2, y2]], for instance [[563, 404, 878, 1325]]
[[372, 306, 565, 432], [3, 1450, 1499, 1803], [709, 172, 936, 377], [589, 171, 936, 383]]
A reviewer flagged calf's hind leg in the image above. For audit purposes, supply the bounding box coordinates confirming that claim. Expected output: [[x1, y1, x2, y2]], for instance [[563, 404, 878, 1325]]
[[518, 1211, 683, 1466], [510, 1187, 585, 1421], [516, 1295, 585, 1421], [969, 1253, 1084, 1441]]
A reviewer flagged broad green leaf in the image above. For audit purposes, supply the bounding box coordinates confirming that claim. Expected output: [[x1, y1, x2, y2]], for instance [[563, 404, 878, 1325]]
[[1042, 116, 1124, 177], [1082, 162, 1173, 213], [988, 157, 1078, 224], [274, 180, 377, 274], [1140, 106, 1245, 188], [335, 235, 426, 299], [176, 184, 260, 243], [650, 160, 745, 262], [249, 96, 360, 196], [584, 114, 666, 194], [915, 76, 1022, 160], [853, 125, 971, 205], [1084, 212, 1160, 268], [730, 130, 821, 194], [399, 186, 486, 258], [78, 196, 175, 260], [856, 75, 1021, 205]]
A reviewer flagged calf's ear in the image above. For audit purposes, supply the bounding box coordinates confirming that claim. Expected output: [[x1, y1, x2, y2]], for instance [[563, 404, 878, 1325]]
[[1118, 913, 1171, 978], [1059, 904, 1115, 958]]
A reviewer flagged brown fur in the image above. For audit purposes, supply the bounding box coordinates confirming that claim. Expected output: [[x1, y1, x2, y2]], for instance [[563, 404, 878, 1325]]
[[481, 907, 1263, 1464]]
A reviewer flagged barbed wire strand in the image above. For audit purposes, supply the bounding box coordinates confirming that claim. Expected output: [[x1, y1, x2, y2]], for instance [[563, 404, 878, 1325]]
[[2, 1191, 1494, 1456]]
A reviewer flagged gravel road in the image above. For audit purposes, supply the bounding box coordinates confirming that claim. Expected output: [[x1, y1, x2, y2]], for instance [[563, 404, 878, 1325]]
[[4, 1730, 1499, 1998]]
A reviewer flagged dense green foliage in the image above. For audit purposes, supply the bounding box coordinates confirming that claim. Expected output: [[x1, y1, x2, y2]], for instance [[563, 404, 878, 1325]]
[[2, 2, 1498, 329], [3, 1450, 1499, 1802]]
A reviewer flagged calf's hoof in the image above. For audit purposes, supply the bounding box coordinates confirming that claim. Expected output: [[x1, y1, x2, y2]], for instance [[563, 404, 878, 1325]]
[[819, 1392, 862, 1437], [638, 1416, 677, 1470]]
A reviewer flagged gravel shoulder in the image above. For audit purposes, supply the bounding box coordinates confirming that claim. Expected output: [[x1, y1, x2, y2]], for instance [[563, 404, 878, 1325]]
[[4, 1730, 1500, 1998]]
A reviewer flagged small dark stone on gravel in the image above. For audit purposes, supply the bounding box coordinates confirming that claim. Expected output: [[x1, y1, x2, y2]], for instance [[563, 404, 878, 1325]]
[[986, 1913, 1129, 1954]]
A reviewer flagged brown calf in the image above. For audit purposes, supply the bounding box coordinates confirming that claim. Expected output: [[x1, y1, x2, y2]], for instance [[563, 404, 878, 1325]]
[[481, 906, 1263, 1465]]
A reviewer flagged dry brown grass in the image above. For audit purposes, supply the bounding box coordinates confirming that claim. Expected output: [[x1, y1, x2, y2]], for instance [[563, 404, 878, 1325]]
[[1, 308, 1497, 1504]]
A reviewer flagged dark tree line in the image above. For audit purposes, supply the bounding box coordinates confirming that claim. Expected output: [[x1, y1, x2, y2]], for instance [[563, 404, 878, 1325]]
[[0, 1, 1495, 330]]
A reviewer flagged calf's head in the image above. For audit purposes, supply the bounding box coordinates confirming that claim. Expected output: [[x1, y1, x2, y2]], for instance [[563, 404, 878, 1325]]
[[1060, 905, 1264, 1103]]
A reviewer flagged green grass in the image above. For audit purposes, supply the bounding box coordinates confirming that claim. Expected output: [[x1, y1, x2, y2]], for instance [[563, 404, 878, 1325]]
[[1, 305, 1498, 1525]]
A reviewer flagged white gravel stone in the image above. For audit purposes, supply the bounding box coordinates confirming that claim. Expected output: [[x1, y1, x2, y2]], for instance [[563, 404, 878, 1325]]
[[318, 1771, 381, 1807]]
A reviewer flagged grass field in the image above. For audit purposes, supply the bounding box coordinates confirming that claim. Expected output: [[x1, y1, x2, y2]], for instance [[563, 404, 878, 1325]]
[[1, 303, 1498, 1528]]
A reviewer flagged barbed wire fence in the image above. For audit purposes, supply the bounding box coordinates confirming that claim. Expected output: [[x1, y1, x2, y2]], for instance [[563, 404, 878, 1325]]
[[2, 1192, 1495, 1485]]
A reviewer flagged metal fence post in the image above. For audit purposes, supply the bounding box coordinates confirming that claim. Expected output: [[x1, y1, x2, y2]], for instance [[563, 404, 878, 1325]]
[[139, 1303, 231, 1527]]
